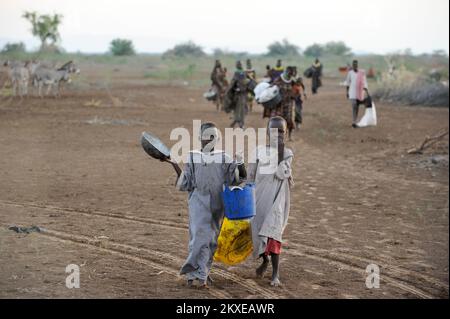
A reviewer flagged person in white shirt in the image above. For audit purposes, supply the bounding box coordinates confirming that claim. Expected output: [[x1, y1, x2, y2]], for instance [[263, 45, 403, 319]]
[[345, 60, 369, 128]]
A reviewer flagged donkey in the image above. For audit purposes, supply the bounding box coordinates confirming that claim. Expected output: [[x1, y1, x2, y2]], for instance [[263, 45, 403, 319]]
[[33, 61, 80, 98], [3, 60, 30, 98]]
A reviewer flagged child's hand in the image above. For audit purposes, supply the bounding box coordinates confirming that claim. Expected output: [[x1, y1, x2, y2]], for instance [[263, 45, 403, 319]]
[[275, 161, 292, 179], [235, 151, 244, 164]]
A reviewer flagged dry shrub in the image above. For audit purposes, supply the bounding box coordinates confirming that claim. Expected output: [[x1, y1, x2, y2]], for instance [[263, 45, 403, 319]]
[[373, 69, 449, 107]]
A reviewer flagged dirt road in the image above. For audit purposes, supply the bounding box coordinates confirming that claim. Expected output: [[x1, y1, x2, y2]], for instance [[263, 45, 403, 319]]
[[0, 72, 448, 298]]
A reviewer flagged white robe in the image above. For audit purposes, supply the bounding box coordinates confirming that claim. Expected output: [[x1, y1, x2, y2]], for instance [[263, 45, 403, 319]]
[[247, 146, 293, 258]]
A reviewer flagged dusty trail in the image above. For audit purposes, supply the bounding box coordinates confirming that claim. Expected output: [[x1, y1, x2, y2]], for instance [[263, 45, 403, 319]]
[[1, 199, 446, 298], [0, 201, 284, 299], [0, 71, 448, 298]]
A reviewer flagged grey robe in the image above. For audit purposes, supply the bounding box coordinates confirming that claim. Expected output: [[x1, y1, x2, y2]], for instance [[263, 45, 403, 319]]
[[176, 150, 238, 282], [247, 146, 294, 258]]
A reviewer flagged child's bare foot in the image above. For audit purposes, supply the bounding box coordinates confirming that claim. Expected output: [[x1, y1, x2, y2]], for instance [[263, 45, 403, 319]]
[[256, 260, 269, 278], [270, 254, 281, 286], [270, 277, 282, 287]]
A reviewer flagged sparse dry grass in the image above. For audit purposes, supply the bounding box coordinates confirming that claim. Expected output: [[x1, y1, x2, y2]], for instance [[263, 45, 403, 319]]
[[373, 69, 449, 107]]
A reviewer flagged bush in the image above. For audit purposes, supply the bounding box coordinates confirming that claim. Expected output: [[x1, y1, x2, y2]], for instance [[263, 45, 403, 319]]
[[304, 43, 324, 57], [324, 41, 352, 56], [1, 42, 26, 53], [110, 38, 135, 56], [266, 39, 300, 56], [163, 41, 205, 58], [373, 73, 449, 107], [432, 50, 448, 58]]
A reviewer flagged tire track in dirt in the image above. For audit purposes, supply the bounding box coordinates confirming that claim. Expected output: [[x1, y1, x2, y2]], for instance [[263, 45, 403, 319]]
[[285, 248, 434, 299], [0, 219, 227, 297], [288, 242, 449, 293], [0, 200, 187, 230], [4, 199, 445, 296], [41, 229, 281, 299], [280, 246, 439, 299], [2, 200, 444, 298], [37, 228, 230, 299], [0, 200, 282, 299]]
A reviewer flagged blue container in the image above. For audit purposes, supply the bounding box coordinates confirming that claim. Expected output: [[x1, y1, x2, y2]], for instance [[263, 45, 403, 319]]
[[222, 183, 256, 220]]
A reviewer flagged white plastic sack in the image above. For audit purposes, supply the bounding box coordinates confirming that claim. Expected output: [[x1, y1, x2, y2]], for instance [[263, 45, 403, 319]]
[[254, 83, 280, 104], [357, 102, 377, 127], [259, 86, 280, 103], [203, 87, 218, 99], [254, 82, 270, 101]]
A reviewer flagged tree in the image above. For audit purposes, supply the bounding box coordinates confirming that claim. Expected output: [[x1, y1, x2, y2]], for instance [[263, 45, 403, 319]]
[[432, 49, 448, 57], [1, 42, 26, 53], [22, 11, 63, 51], [304, 43, 324, 57], [324, 41, 352, 56], [110, 38, 135, 56], [163, 41, 205, 58], [267, 39, 300, 56], [213, 48, 226, 56]]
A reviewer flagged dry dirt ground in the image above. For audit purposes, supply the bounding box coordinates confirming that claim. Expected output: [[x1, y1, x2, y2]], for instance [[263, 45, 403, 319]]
[[0, 68, 448, 299]]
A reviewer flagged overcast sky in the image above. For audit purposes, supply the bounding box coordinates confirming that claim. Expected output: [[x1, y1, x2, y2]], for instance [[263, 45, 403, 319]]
[[0, 0, 448, 54]]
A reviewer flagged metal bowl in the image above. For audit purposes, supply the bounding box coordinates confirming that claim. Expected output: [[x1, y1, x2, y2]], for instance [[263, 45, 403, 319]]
[[141, 131, 171, 160]]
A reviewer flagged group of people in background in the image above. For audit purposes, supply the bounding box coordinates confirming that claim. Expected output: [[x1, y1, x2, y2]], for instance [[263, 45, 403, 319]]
[[208, 58, 322, 138], [209, 57, 373, 130]]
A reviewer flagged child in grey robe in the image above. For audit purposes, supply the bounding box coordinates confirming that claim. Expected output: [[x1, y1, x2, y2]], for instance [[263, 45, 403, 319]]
[[176, 122, 245, 288]]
